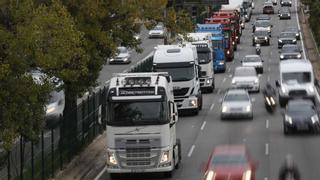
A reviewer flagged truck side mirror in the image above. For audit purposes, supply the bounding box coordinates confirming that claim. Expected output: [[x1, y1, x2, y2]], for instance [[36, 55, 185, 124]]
[[169, 101, 178, 123], [275, 80, 280, 87]]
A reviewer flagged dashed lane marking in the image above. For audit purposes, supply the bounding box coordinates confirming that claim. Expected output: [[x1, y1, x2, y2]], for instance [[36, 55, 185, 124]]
[[265, 143, 269, 155], [187, 145, 195, 157], [266, 119, 269, 129], [210, 103, 215, 111], [200, 121, 207, 130]]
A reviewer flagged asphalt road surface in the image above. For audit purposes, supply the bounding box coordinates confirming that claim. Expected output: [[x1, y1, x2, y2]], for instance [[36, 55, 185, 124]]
[[96, 0, 320, 179]]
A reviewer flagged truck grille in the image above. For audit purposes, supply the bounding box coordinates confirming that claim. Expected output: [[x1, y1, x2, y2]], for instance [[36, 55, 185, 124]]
[[201, 71, 207, 77], [289, 90, 307, 96], [115, 138, 161, 169], [173, 88, 189, 96]]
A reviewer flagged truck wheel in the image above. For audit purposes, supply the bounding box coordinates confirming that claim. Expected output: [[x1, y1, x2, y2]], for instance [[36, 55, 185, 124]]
[[175, 139, 181, 169], [199, 94, 203, 110]]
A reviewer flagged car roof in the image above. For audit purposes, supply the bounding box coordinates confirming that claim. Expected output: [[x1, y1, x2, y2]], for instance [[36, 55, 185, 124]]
[[235, 66, 255, 71], [280, 59, 312, 71], [213, 145, 247, 156]]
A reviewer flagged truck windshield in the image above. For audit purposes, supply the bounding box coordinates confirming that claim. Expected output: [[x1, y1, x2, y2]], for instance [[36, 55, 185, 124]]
[[107, 101, 168, 126], [155, 65, 195, 82], [282, 72, 311, 84], [212, 39, 224, 49], [198, 52, 211, 64]]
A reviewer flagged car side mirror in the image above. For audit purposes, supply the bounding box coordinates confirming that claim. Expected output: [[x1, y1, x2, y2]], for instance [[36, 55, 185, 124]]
[[275, 80, 280, 87]]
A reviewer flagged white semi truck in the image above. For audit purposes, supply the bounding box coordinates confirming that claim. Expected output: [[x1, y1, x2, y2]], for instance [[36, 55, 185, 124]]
[[153, 44, 203, 115], [105, 72, 181, 179], [186, 33, 215, 93]]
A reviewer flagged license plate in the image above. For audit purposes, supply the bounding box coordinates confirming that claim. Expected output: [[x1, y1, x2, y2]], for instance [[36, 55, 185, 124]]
[[131, 169, 146, 173]]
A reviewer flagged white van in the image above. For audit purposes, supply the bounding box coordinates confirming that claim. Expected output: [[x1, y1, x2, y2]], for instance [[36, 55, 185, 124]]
[[276, 59, 316, 107]]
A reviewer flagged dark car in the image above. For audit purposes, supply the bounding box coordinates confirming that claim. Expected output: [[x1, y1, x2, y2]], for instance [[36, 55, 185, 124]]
[[281, 0, 292, 7], [278, 32, 297, 48], [256, 14, 271, 21], [279, 44, 302, 60], [252, 30, 270, 46], [203, 145, 257, 180], [263, 3, 275, 14], [285, 26, 301, 40], [279, 8, 291, 19], [283, 99, 320, 134]]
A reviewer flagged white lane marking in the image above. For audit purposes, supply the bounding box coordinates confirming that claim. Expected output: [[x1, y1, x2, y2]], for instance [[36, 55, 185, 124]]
[[295, 0, 307, 59], [200, 121, 207, 130], [217, 89, 221, 94], [267, 76, 270, 81], [210, 103, 215, 111], [264, 177, 268, 180], [228, 74, 232, 78], [222, 77, 227, 83], [266, 119, 269, 129], [265, 143, 269, 155], [268, 67, 271, 72], [94, 166, 107, 180], [188, 145, 195, 157]]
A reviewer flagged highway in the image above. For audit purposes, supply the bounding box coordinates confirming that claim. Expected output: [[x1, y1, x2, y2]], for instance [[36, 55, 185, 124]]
[[96, 0, 320, 179]]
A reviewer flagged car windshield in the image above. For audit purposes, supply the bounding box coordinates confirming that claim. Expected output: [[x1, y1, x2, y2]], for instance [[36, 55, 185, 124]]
[[117, 47, 127, 54], [282, 46, 299, 52], [282, 72, 311, 84], [280, 32, 295, 38], [107, 101, 168, 126], [287, 103, 314, 116], [155, 65, 195, 82], [212, 155, 247, 165], [154, 25, 163, 30], [224, 93, 249, 101], [255, 31, 269, 36], [256, 21, 270, 27], [198, 52, 211, 64], [244, 56, 261, 62], [234, 68, 256, 76], [212, 39, 224, 49]]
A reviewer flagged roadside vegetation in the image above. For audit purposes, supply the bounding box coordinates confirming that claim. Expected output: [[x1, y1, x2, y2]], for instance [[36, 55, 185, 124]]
[[301, 0, 320, 48]]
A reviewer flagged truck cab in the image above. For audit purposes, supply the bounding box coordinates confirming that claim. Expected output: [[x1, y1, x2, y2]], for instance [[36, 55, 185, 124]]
[[153, 44, 203, 115], [185, 33, 215, 93], [276, 60, 316, 107], [205, 18, 235, 61], [196, 24, 226, 73], [106, 72, 181, 178]]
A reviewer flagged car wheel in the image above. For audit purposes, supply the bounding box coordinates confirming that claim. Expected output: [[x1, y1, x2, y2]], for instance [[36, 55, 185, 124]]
[[279, 96, 287, 107], [220, 115, 225, 121], [284, 125, 291, 135]]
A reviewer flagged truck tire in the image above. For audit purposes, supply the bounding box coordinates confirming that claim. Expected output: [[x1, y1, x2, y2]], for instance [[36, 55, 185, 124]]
[[199, 94, 203, 110], [175, 139, 181, 169]]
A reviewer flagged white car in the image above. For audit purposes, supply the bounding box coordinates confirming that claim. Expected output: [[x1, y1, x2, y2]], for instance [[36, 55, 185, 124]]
[[241, 55, 264, 74], [221, 89, 253, 120], [109, 46, 131, 64], [148, 24, 166, 38], [231, 66, 260, 92], [31, 70, 65, 128]]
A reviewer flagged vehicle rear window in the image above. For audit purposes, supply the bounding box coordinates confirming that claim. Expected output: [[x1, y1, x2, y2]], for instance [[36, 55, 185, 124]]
[[234, 68, 256, 76], [212, 155, 247, 165], [224, 93, 249, 101]]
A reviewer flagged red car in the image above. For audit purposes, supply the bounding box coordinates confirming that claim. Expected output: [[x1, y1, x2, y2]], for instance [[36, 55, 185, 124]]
[[203, 145, 257, 180]]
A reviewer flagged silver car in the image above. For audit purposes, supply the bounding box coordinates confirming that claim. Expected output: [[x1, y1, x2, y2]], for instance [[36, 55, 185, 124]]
[[148, 24, 166, 38], [241, 55, 264, 74], [231, 66, 260, 92], [221, 89, 253, 120], [109, 46, 131, 64]]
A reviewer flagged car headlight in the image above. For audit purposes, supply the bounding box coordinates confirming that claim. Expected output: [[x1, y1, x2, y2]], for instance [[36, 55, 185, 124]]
[[222, 106, 228, 112], [309, 85, 315, 93], [46, 106, 56, 114], [254, 79, 259, 84], [264, 36, 268, 40], [245, 15, 248, 18], [206, 79, 211, 84], [312, 115, 319, 124], [293, 39, 296, 42], [232, 79, 236, 84], [285, 115, 292, 124], [288, 14, 291, 16], [206, 170, 216, 180], [297, 54, 302, 58], [189, 99, 197, 107], [160, 150, 170, 163], [289, 1, 292, 3], [281, 86, 287, 93], [267, 27, 271, 31], [123, 58, 128, 61], [278, 39, 283, 42], [232, 41, 235, 45], [280, 55, 284, 59], [242, 169, 252, 180], [227, 50, 230, 54], [254, 37, 258, 40], [107, 151, 118, 166], [246, 105, 251, 112], [296, 33, 299, 37], [109, 58, 114, 61]]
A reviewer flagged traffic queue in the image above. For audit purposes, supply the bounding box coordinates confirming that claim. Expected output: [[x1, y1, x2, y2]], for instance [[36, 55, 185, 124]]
[[105, 0, 306, 179]]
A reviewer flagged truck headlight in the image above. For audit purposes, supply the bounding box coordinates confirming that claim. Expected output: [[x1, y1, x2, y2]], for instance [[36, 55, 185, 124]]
[[297, 54, 301, 58], [280, 55, 284, 59], [206, 79, 211, 84], [312, 115, 319, 124], [285, 115, 292, 124], [264, 36, 268, 40], [278, 39, 282, 43], [309, 85, 315, 93], [123, 58, 128, 61], [109, 58, 114, 62], [232, 79, 236, 84], [160, 150, 170, 163], [206, 170, 216, 180], [267, 27, 271, 31], [189, 99, 197, 107], [242, 169, 252, 180], [254, 37, 258, 40], [46, 106, 56, 114], [107, 151, 118, 166], [246, 105, 251, 112], [222, 106, 228, 113], [254, 79, 259, 84]]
